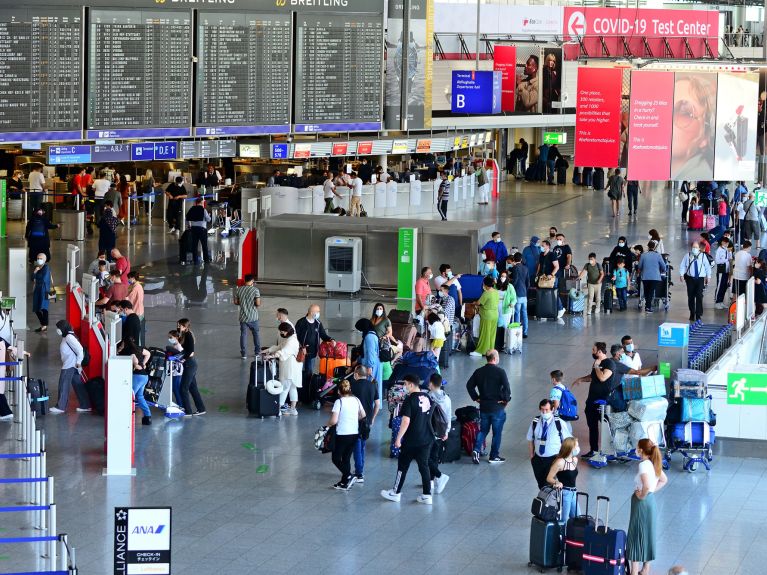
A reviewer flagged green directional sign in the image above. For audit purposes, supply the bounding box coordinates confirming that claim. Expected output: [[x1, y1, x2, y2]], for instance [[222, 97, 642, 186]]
[[397, 228, 417, 312], [543, 132, 567, 145], [727, 372, 767, 405], [754, 190, 767, 209]]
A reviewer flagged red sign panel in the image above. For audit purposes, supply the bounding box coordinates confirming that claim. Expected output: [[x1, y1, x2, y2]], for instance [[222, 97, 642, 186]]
[[626, 71, 674, 181], [574, 67, 622, 168], [563, 8, 719, 60], [492, 45, 516, 112], [416, 139, 432, 153], [293, 143, 311, 159], [356, 141, 373, 155], [332, 142, 348, 156]]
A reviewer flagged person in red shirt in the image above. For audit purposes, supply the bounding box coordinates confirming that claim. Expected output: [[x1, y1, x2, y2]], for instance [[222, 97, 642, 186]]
[[111, 248, 131, 282], [415, 267, 433, 314]]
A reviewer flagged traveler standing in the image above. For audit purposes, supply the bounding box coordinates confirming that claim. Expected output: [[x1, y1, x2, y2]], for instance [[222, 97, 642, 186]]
[[349, 171, 363, 216], [104, 184, 122, 223], [26, 165, 46, 217], [98, 203, 119, 255], [177, 318, 206, 417], [92, 171, 111, 224], [117, 173, 130, 224], [197, 164, 222, 192], [118, 301, 141, 348], [381, 374, 434, 504], [436, 171, 449, 221], [358, 158, 373, 184], [49, 320, 90, 414], [118, 337, 152, 426], [527, 399, 572, 489], [612, 258, 630, 311], [572, 342, 616, 458], [732, 240, 753, 300], [637, 241, 667, 313], [510, 253, 530, 338], [579, 252, 604, 314], [518, 138, 529, 175], [608, 168, 626, 217], [295, 305, 334, 402], [609, 236, 633, 273], [322, 171, 341, 213], [466, 350, 511, 463], [267, 169, 282, 187], [328, 379, 366, 491], [620, 335, 643, 370], [545, 436, 580, 521], [125, 272, 146, 345], [626, 180, 640, 216], [31, 254, 52, 333], [186, 198, 211, 265], [165, 176, 187, 233], [471, 276, 499, 357], [648, 229, 665, 255], [8, 170, 24, 201], [350, 364, 380, 483], [626, 439, 668, 575], [110, 248, 130, 281], [355, 318, 383, 400], [742, 192, 762, 248], [480, 231, 509, 266], [427, 373, 451, 494], [414, 267, 433, 316], [264, 323, 302, 416], [679, 241, 711, 322], [538, 240, 566, 318], [679, 180, 691, 224], [234, 274, 261, 360], [24, 208, 58, 263], [522, 236, 541, 279]]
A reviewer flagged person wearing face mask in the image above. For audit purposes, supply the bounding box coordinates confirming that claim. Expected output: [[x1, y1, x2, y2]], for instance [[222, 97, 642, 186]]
[[435, 264, 463, 316], [521, 236, 541, 280], [609, 236, 633, 274], [545, 436, 580, 521], [553, 233, 573, 284], [176, 318, 206, 417], [479, 232, 509, 267], [436, 285, 456, 367], [496, 271, 516, 350], [479, 249, 500, 280], [537, 240, 566, 319], [414, 267, 433, 315], [31, 253, 52, 333], [637, 241, 667, 314], [295, 304, 334, 403], [96, 270, 128, 308], [355, 318, 383, 401], [234, 274, 262, 360], [527, 399, 572, 489], [510, 253, 530, 338], [470, 276, 500, 358], [166, 330, 185, 406], [24, 207, 58, 264], [87, 250, 109, 276], [620, 335, 642, 370], [263, 323, 302, 417], [679, 241, 711, 322], [572, 342, 615, 458], [49, 320, 90, 414], [648, 229, 665, 255], [579, 252, 604, 314], [98, 202, 119, 255], [370, 303, 401, 372], [117, 336, 152, 426], [117, 301, 141, 349], [274, 308, 293, 344]]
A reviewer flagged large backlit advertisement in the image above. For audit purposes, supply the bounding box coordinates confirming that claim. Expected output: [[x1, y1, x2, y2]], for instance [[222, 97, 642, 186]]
[[574, 67, 622, 168], [714, 73, 759, 181], [493, 45, 516, 112], [627, 71, 674, 181], [670, 73, 717, 182], [541, 47, 562, 115]]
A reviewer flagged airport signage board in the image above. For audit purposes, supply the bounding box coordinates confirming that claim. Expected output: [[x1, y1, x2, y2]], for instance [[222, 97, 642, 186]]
[[626, 71, 674, 181], [271, 143, 289, 159], [356, 141, 373, 155], [114, 507, 172, 575], [331, 143, 349, 156], [48, 145, 92, 165], [574, 67, 622, 168], [543, 132, 567, 145], [451, 70, 502, 115]]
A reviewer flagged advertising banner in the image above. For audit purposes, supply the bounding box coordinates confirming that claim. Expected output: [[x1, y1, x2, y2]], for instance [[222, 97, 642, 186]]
[[670, 73, 717, 181], [627, 71, 674, 181], [493, 45, 516, 112], [451, 71, 501, 115], [714, 73, 759, 181], [563, 8, 719, 60], [574, 67, 622, 168], [515, 47, 540, 113], [541, 47, 562, 115]]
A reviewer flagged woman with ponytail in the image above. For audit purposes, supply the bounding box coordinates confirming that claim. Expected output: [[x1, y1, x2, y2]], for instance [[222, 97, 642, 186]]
[[626, 438, 668, 575]]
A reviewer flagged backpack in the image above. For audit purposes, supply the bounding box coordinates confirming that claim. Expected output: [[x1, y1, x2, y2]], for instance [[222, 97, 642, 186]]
[[455, 405, 480, 424], [553, 384, 579, 421], [531, 485, 559, 522], [430, 402, 449, 438], [531, 416, 564, 443]]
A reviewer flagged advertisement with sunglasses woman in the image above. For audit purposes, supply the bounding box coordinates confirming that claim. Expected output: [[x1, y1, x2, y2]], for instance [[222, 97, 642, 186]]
[[670, 73, 717, 181]]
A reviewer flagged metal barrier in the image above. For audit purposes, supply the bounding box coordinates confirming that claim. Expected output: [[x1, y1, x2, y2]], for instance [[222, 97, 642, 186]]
[[126, 190, 164, 230]]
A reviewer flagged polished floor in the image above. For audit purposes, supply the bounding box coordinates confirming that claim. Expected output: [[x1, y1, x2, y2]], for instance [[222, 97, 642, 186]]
[[1, 178, 766, 575]]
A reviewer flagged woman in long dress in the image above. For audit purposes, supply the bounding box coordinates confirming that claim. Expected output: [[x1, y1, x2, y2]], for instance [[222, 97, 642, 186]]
[[471, 276, 499, 357]]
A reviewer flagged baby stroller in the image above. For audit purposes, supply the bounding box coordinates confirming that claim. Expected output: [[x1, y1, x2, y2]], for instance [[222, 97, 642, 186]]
[[637, 255, 673, 312]]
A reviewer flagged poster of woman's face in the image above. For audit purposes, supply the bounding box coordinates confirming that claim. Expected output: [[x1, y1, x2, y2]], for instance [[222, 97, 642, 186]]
[[670, 73, 717, 181]]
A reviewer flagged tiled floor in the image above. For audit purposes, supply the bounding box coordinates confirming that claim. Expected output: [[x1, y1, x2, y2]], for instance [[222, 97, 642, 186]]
[[1, 178, 765, 574]]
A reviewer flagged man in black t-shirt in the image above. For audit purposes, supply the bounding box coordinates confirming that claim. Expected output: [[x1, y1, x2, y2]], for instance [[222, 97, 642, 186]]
[[572, 342, 614, 457], [381, 375, 434, 505], [350, 365, 380, 482], [537, 240, 565, 317]]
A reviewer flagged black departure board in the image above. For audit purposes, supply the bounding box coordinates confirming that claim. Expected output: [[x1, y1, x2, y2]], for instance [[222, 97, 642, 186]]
[[196, 12, 291, 136], [294, 14, 383, 133], [87, 9, 192, 139], [0, 8, 82, 143]]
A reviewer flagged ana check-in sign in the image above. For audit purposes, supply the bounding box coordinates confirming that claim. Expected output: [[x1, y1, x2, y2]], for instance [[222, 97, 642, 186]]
[[657, 322, 689, 347], [728, 371, 767, 405], [114, 507, 172, 575]]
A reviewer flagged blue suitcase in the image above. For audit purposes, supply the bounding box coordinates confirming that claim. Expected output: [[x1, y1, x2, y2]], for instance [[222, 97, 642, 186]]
[[529, 488, 563, 571], [671, 422, 715, 446], [680, 397, 712, 422], [583, 496, 627, 575], [459, 274, 485, 302]]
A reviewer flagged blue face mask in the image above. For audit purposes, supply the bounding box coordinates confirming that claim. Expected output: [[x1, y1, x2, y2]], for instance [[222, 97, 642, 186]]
[[625, 343, 634, 353]]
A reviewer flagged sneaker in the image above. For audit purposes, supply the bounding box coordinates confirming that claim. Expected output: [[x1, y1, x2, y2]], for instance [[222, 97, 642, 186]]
[[287, 408, 299, 416], [168, 228, 176, 234], [183, 414, 192, 418], [434, 474, 450, 494], [280, 405, 290, 413], [469, 351, 482, 358], [346, 476, 357, 489], [380, 489, 401, 502], [141, 416, 152, 426], [557, 308, 566, 319], [241, 355, 247, 360], [582, 451, 596, 459], [488, 456, 506, 464], [416, 494, 433, 505], [76, 408, 91, 413], [333, 481, 349, 491], [472, 450, 480, 465], [49, 407, 65, 414], [193, 411, 206, 416], [354, 475, 364, 483], [0, 414, 13, 421]]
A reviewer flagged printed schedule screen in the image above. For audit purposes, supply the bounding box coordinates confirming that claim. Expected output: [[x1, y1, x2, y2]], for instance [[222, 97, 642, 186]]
[[87, 9, 192, 138], [0, 8, 82, 142], [294, 14, 383, 132], [196, 12, 291, 136]]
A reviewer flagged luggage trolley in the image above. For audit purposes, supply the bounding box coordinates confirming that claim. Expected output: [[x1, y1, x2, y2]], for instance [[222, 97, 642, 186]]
[[664, 368, 715, 472], [144, 348, 185, 419], [587, 401, 666, 469], [208, 199, 243, 238]]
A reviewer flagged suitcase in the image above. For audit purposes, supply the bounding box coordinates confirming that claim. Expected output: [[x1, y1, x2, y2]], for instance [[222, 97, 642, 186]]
[[688, 209, 704, 230], [582, 496, 627, 575], [459, 274, 485, 302], [572, 168, 582, 186], [557, 166, 567, 185], [565, 492, 596, 572], [704, 212, 717, 231], [680, 397, 712, 423], [247, 360, 280, 417], [438, 338, 450, 369], [27, 378, 49, 416], [568, 287, 587, 314], [504, 322, 523, 354], [670, 422, 715, 446], [249, 359, 276, 387], [391, 322, 417, 351], [602, 287, 613, 314], [530, 486, 564, 572], [179, 229, 194, 263], [441, 422, 462, 462], [388, 309, 413, 324], [536, 287, 558, 320], [525, 165, 537, 181], [461, 420, 485, 455], [390, 415, 402, 458], [593, 168, 605, 191], [527, 287, 538, 318], [85, 377, 106, 416]]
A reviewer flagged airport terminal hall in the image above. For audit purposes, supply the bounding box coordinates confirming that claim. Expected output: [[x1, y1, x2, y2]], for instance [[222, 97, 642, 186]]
[[2, 1, 767, 574]]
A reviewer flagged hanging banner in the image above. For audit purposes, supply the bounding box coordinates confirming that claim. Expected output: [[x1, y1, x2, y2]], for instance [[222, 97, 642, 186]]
[[714, 73, 759, 181], [541, 48, 562, 115], [575, 67, 622, 168], [670, 72, 717, 181], [627, 71, 674, 181], [493, 45, 516, 112]]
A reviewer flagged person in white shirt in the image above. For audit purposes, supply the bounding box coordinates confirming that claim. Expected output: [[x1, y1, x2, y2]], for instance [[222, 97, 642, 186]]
[[27, 165, 47, 216], [620, 335, 642, 370], [626, 439, 668, 575], [92, 174, 111, 223], [732, 240, 753, 299], [49, 320, 90, 414], [349, 171, 363, 217], [327, 379, 365, 490], [263, 323, 302, 416], [714, 236, 733, 308], [322, 171, 341, 213], [527, 399, 572, 489], [274, 308, 294, 345], [427, 312, 446, 360]]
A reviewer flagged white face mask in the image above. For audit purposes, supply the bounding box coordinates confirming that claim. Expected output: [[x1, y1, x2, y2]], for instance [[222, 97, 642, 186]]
[[427, 273, 433, 280], [648, 234, 653, 240], [446, 271, 453, 279], [692, 248, 700, 256], [494, 237, 501, 243], [540, 411, 553, 421], [375, 309, 383, 317], [56, 328, 63, 336], [313, 312, 320, 320], [36, 259, 45, 266], [481, 253, 487, 261], [618, 242, 625, 247], [572, 447, 581, 457], [168, 338, 177, 345], [557, 240, 563, 246]]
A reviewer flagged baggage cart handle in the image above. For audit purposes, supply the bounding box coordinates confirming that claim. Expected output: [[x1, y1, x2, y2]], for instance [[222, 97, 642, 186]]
[[595, 495, 610, 532]]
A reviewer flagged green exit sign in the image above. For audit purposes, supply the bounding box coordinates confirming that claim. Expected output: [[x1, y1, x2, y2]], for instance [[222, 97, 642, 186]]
[[543, 132, 567, 145], [754, 189, 767, 208], [728, 371, 767, 405]]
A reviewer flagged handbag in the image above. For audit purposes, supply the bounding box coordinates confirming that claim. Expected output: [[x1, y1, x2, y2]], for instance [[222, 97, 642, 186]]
[[537, 274, 556, 289], [321, 425, 336, 453], [359, 204, 368, 217], [46, 269, 57, 301], [379, 337, 393, 362], [297, 327, 308, 363]]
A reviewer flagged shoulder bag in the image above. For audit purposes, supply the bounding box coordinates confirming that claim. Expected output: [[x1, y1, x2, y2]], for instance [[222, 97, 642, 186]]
[[357, 398, 370, 440], [296, 323, 308, 363]]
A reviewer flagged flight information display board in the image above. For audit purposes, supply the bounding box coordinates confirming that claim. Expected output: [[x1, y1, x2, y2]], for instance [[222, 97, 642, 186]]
[[196, 12, 291, 136], [87, 9, 192, 139], [0, 8, 82, 143], [294, 14, 383, 133]]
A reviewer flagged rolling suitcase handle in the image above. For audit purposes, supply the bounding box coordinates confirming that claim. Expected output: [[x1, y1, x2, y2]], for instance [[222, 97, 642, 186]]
[[575, 491, 589, 518], [594, 495, 610, 533]]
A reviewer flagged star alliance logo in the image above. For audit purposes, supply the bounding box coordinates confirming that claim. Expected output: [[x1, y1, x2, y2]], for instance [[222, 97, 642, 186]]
[[115, 510, 127, 521]]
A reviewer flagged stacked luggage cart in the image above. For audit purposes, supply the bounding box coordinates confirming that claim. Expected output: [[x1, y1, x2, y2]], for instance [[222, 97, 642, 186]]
[[665, 369, 716, 472], [687, 321, 733, 371]]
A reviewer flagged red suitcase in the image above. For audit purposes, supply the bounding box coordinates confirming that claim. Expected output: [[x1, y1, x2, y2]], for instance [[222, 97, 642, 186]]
[[704, 212, 717, 231], [688, 209, 704, 231]]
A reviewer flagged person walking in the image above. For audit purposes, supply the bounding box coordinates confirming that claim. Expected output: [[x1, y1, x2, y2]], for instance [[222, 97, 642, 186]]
[[545, 436, 581, 521], [626, 179, 640, 216], [470, 276, 499, 358], [350, 364, 380, 482], [679, 181, 691, 224], [295, 305, 334, 403], [579, 252, 604, 314], [381, 374, 435, 504], [436, 170, 450, 221], [49, 320, 90, 414], [24, 207, 58, 263], [527, 399, 572, 489], [679, 241, 712, 322], [608, 168, 625, 217], [186, 198, 211, 265], [626, 439, 668, 575], [637, 240, 667, 313], [355, 318, 383, 400], [572, 342, 616, 458], [264, 323, 302, 417], [466, 350, 511, 464], [427, 373, 451, 494], [118, 337, 152, 426], [177, 318, 206, 417], [31, 254, 52, 333], [322, 171, 342, 213], [234, 274, 262, 360], [327, 379, 365, 491]]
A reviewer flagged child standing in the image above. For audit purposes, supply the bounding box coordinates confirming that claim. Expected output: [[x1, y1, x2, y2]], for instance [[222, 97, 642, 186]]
[[427, 312, 446, 360], [579, 252, 604, 314], [612, 258, 629, 311]]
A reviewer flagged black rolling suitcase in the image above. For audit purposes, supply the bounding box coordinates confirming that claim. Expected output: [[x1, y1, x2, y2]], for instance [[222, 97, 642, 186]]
[[593, 168, 605, 191], [247, 360, 280, 418], [565, 492, 596, 572], [441, 422, 462, 462], [86, 376, 106, 415], [537, 287, 559, 319], [602, 287, 614, 314], [27, 378, 49, 416], [557, 166, 567, 185], [527, 287, 538, 318]]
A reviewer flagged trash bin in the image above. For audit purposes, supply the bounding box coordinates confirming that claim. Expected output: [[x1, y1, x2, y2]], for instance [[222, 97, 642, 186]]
[[7, 198, 22, 220], [58, 209, 85, 241]]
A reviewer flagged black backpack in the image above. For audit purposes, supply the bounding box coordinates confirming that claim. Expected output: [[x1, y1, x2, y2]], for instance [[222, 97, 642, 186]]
[[430, 402, 449, 438], [455, 405, 480, 424]]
